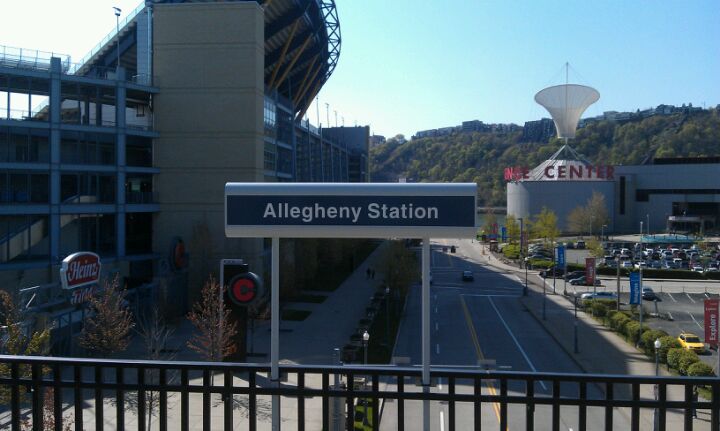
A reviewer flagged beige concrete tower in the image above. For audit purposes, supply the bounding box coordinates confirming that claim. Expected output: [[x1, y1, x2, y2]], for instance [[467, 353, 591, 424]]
[[152, 2, 266, 298]]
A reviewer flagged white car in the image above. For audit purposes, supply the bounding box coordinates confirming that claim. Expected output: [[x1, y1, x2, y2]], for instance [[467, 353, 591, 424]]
[[691, 265, 704, 273]]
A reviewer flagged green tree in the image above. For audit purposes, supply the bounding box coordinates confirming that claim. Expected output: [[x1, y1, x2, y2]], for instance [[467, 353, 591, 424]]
[[380, 241, 419, 297], [532, 207, 560, 248], [505, 214, 521, 244], [566, 191, 610, 236]]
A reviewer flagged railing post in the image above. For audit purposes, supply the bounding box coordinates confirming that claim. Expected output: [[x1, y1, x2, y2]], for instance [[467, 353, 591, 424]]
[[138, 367, 146, 431], [11, 363, 20, 431], [181, 368, 189, 431], [684, 384, 693, 431], [397, 374, 404, 431], [552, 380, 560, 431], [526, 378, 534, 431], [501, 378, 508, 431], [203, 369, 211, 431], [74, 366, 82, 431], [604, 383, 613, 431], [159, 368, 167, 431], [53, 364, 62, 431], [578, 382, 587, 431], [116, 367, 125, 431], [94, 366, 103, 431], [449, 377, 456, 431], [659, 383, 667, 431], [474, 377, 482, 431], [224, 369, 233, 431], [711, 381, 719, 431], [631, 383, 639, 431], [249, 371, 257, 431], [345, 371, 354, 431], [298, 372, 305, 431]]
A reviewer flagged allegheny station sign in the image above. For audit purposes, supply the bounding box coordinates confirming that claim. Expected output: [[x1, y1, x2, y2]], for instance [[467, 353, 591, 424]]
[[225, 183, 477, 238]]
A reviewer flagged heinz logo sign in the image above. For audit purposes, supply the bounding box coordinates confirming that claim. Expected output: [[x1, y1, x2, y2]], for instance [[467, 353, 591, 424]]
[[60, 252, 101, 290]]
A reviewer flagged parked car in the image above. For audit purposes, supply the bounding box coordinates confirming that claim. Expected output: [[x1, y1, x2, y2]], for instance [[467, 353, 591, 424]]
[[461, 270, 474, 281], [580, 291, 617, 300], [678, 333, 705, 353], [539, 267, 564, 278], [564, 270, 585, 281], [575, 240, 586, 249], [570, 276, 601, 286], [691, 265, 704, 273], [642, 287, 660, 301]]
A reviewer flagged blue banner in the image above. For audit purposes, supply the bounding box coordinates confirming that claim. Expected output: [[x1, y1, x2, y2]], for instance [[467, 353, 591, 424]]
[[501, 226, 507, 242], [556, 245, 565, 266], [629, 272, 641, 305]]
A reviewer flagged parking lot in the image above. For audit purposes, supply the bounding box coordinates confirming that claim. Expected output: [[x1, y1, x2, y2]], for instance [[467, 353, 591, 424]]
[[544, 274, 720, 371]]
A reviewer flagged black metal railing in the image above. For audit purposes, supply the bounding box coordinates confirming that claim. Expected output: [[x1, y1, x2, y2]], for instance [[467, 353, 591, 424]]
[[0, 355, 718, 431]]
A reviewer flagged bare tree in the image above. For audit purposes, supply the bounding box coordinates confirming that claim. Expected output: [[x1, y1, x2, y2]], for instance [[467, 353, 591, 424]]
[[78, 275, 135, 357], [137, 308, 176, 430], [187, 276, 238, 361]]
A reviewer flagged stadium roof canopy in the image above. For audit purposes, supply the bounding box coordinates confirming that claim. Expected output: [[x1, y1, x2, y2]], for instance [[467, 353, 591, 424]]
[[73, 0, 340, 121]]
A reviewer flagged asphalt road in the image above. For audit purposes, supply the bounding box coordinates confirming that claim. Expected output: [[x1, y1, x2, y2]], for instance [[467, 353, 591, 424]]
[[383, 240, 631, 431]]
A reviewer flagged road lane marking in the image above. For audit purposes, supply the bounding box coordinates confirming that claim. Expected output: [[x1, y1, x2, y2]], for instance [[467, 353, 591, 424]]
[[436, 344, 440, 354], [688, 312, 703, 331], [668, 293, 677, 303], [459, 295, 503, 424], [488, 297, 547, 391], [440, 410, 445, 431], [686, 293, 696, 303], [435, 322, 439, 331]]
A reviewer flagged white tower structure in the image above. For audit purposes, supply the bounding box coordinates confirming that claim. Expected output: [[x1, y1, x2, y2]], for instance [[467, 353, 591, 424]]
[[534, 64, 600, 140]]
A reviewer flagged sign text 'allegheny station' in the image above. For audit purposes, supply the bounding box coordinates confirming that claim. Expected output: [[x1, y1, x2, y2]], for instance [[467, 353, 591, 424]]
[[225, 183, 478, 239], [263, 202, 439, 223]]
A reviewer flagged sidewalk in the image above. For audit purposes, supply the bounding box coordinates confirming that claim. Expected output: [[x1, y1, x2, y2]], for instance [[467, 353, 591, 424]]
[[471, 242, 713, 429]]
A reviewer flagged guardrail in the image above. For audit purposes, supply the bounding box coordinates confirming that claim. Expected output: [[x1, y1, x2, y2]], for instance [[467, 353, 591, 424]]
[[0, 355, 718, 431]]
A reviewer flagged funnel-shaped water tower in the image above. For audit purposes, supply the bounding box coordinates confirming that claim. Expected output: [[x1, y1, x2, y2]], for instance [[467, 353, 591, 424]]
[[534, 84, 600, 139]]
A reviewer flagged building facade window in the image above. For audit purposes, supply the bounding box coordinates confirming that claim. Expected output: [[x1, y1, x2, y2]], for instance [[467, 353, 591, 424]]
[[60, 214, 116, 257], [0, 127, 50, 163], [60, 131, 114, 165], [0, 171, 49, 203], [60, 173, 115, 203], [264, 142, 276, 171], [0, 215, 50, 263], [264, 96, 276, 138]]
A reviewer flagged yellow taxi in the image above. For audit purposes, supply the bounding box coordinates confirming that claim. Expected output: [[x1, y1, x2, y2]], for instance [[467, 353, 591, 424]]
[[678, 333, 705, 353]]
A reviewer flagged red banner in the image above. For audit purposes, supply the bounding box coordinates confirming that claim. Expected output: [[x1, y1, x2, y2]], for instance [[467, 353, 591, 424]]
[[705, 299, 719, 346], [585, 258, 596, 285]]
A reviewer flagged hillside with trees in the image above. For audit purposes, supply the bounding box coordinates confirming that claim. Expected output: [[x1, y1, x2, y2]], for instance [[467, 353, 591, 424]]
[[370, 109, 720, 206]]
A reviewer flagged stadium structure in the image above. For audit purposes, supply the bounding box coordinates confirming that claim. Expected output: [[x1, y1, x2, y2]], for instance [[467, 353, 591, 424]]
[[0, 0, 367, 349]]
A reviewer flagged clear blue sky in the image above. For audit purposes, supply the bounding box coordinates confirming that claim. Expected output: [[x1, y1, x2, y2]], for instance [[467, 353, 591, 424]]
[[2, 1, 718, 138]]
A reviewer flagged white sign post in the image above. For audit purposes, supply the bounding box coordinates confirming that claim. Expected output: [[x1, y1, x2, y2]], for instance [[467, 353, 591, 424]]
[[225, 182, 477, 431]]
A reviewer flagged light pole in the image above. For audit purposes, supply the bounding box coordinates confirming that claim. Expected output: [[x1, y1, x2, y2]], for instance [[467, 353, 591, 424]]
[[519, 217, 528, 296], [601, 224, 607, 243], [362, 330, 369, 364], [113, 7, 121, 71], [654, 338, 661, 431], [637, 221, 644, 348], [574, 296, 579, 353], [385, 286, 390, 346]]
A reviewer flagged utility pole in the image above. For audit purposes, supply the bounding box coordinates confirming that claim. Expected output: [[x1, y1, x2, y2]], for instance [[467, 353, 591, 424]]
[[113, 7, 122, 71]]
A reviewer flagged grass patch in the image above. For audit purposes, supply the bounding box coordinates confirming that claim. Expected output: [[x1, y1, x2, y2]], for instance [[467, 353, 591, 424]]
[[281, 309, 312, 321], [367, 293, 405, 364]]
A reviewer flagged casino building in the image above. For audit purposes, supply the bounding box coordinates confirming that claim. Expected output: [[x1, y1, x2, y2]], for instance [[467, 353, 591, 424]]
[[0, 0, 366, 326], [506, 147, 720, 235]]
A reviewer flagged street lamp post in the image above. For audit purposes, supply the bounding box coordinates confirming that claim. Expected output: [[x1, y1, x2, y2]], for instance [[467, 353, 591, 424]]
[[362, 330, 369, 364], [574, 296, 579, 353], [654, 338, 662, 431], [113, 7, 121, 71], [519, 217, 528, 296], [637, 221, 644, 348], [385, 286, 390, 346]]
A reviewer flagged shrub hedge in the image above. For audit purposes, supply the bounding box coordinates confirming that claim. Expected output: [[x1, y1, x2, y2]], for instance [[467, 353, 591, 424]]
[[640, 329, 669, 356], [687, 362, 716, 377], [657, 336, 681, 364], [591, 302, 608, 318], [677, 350, 700, 375]]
